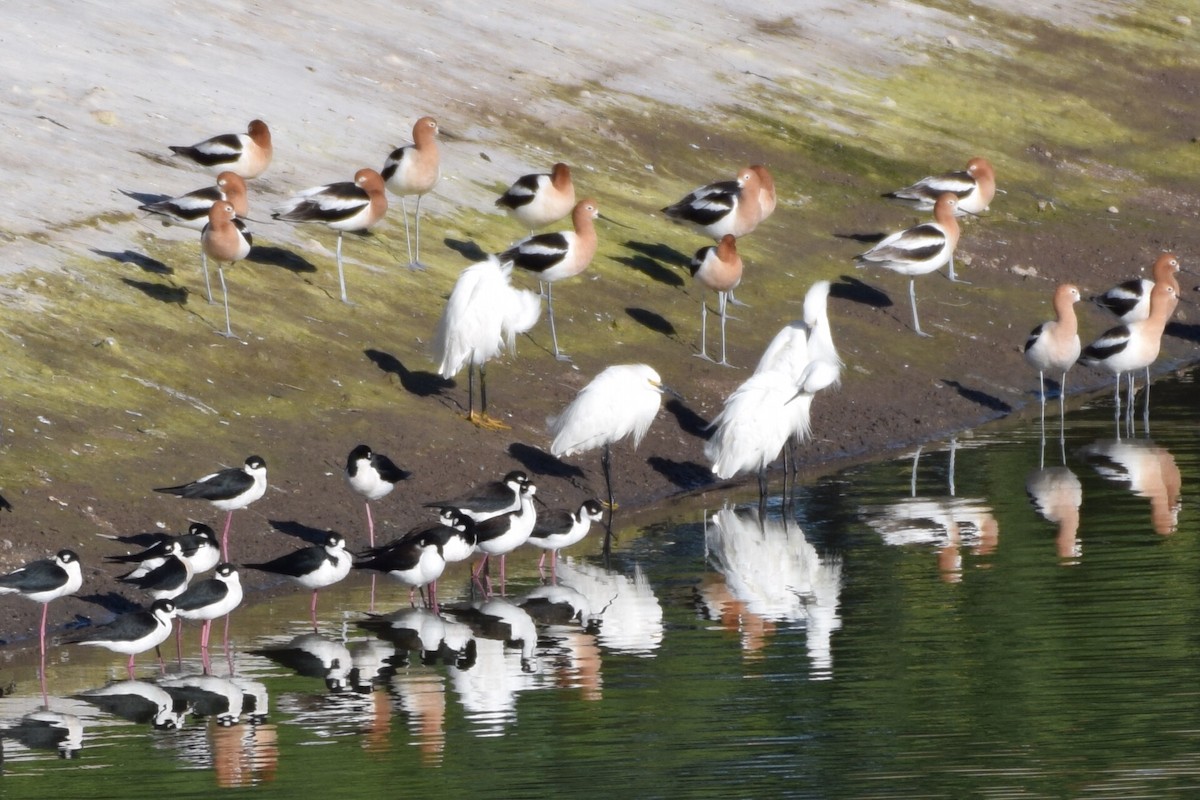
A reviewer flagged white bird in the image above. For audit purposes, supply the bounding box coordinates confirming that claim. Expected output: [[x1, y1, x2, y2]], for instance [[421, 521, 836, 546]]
[[854, 193, 962, 336], [432, 256, 541, 430], [549, 364, 674, 517]]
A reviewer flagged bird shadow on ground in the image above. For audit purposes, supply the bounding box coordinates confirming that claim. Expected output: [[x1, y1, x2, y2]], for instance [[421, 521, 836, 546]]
[[944, 380, 1013, 414], [831, 275, 893, 309], [121, 278, 189, 306], [1166, 320, 1200, 344], [612, 254, 686, 289], [92, 248, 172, 275], [833, 230, 888, 245], [507, 442, 586, 481], [268, 520, 333, 546], [647, 457, 713, 491], [664, 398, 712, 440], [247, 246, 318, 274], [364, 349, 447, 397], [0, 492, 11, 512], [118, 188, 169, 206], [626, 307, 677, 337], [76, 592, 142, 618], [624, 240, 692, 268], [444, 238, 489, 263]]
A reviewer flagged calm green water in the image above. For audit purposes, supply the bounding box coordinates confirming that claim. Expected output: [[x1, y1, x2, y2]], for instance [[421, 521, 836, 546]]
[[2, 372, 1198, 798]]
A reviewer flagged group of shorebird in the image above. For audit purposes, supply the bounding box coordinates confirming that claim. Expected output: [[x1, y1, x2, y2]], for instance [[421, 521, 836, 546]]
[[2, 113, 1187, 677]]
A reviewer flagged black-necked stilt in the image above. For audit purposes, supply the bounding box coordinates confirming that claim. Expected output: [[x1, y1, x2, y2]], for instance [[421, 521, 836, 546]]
[[118, 540, 193, 601], [0, 549, 83, 664], [245, 532, 350, 628], [66, 598, 178, 677], [549, 365, 675, 523], [354, 524, 447, 608], [272, 168, 388, 303], [526, 499, 603, 579], [472, 480, 538, 594], [154, 455, 267, 560], [174, 563, 243, 652], [169, 119, 273, 179], [425, 470, 528, 522], [104, 522, 221, 578], [345, 444, 411, 547], [381, 116, 441, 270]]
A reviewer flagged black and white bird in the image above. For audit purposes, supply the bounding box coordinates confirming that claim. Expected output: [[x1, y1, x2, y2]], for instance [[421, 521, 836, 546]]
[[245, 533, 351, 628], [154, 455, 267, 560], [117, 540, 193, 601], [345, 444, 411, 547], [425, 470, 529, 523], [472, 480, 538, 594], [66, 599, 178, 677], [0, 549, 83, 662], [526, 499, 604, 579], [77, 679, 189, 730], [354, 517, 464, 608], [173, 563, 244, 651], [169, 119, 273, 179], [105, 522, 220, 579]]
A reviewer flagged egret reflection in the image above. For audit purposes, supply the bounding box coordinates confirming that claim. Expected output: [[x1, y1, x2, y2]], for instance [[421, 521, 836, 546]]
[[556, 558, 664, 655]]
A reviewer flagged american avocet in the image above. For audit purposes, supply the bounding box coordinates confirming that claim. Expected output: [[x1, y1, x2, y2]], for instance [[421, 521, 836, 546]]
[[500, 198, 601, 361], [117, 539, 192, 601], [1079, 282, 1178, 419], [272, 168, 388, 304], [750, 164, 777, 224], [662, 166, 765, 240], [201, 201, 253, 338], [425, 470, 529, 522], [549, 364, 676, 524], [1023, 283, 1082, 418], [471, 480, 538, 595], [1093, 252, 1181, 323], [245, 533, 352, 629], [526, 499, 604, 580], [154, 455, 268, 560], [345, 444, 411, 547], [854, 193, 961, 336], [139, 172, 249, 229], [884, 156, 996, 216], [173, 563, 242, 652], [0, 549, 82, 669], [432, 256, 541, 429], [496, 162, 576, 232], [381, 116, 441, 270], [66, 599, 178, 678], [169, 120, 273, 180], [689, 234, 743, 366]]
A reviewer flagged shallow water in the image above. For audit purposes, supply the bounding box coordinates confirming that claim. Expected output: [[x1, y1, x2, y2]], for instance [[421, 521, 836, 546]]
[[2, 372, 1198, 798]]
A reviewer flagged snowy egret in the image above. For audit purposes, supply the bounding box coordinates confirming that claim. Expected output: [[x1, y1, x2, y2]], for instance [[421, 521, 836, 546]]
[[496, 162, 576, 232], [201, 201, 252, 338], [500, 198, 601, 361], [381, 116, 440, 270], [1079, 282, 1178, 423], [345, 444, 411, 547], [272, 168, 388, 304], [549, 364, 675, 518], [883, 156, 996, 216], [1023, 284, 1081, 421], [169, 119, 273, 179], [431, 256, 541, 429], [854, 192, 961, 336], [689, 234, 743, 366]]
